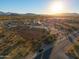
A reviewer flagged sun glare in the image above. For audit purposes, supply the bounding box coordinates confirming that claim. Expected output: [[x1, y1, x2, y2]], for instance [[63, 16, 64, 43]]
[[49, 1, 66, 15]]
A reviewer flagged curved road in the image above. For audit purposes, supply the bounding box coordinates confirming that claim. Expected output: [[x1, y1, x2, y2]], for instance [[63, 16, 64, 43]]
[[50, 31, 79, 59]]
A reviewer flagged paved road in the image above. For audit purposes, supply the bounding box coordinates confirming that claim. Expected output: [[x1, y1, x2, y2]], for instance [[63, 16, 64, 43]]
[[34, 44, 53, 59], [50, 31, 79, 59]]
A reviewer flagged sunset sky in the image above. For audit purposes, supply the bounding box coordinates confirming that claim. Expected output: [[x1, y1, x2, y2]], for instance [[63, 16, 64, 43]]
[[0, 0, 79, 14]]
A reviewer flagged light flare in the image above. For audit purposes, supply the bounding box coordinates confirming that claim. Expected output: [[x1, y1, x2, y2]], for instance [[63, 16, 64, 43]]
[[49, 1, 66, 15]]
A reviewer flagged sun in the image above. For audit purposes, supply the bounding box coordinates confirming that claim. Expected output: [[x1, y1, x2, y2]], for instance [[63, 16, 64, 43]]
[[49, 1, 65, 15]]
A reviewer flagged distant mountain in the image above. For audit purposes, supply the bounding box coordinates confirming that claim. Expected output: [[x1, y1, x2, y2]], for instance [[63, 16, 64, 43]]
[[60, 13, 79, 16], [6, 12, 19, 16], [0, 11, 37, 16], [0, 11, 79, 16], [0, 11, 20, 16], [23, 13, 38, 16], [0, 11, 5, 15]]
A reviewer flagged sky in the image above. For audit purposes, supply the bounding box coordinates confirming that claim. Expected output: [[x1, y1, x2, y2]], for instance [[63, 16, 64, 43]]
[[0, 0, 79, 14]]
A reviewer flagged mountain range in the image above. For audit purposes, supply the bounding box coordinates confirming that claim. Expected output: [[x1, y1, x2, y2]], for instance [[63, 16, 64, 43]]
[[0, 11, 37, 16], [0, 11, 79, 16]]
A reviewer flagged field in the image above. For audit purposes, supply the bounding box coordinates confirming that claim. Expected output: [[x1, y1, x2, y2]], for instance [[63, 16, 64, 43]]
[[0, 15, 79, 59]]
